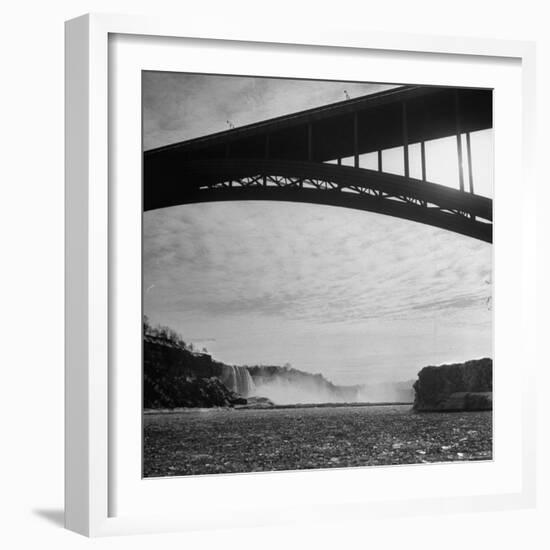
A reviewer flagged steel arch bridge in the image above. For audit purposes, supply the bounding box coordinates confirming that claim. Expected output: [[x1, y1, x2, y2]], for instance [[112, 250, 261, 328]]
[[144, 85, 493, 243]]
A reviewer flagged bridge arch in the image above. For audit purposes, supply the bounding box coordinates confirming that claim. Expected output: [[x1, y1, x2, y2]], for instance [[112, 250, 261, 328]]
[[144, 158, 492, 242]]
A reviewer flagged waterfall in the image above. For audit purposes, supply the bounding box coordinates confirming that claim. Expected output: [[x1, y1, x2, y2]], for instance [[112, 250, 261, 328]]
[[222, 366, 256, 397]]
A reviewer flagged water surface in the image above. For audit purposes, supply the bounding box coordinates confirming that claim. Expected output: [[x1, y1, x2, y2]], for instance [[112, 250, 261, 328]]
[[143, 404, 492, 477]]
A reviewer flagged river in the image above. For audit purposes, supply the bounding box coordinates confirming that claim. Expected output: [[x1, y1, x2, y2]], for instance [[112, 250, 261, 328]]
[[143, 404, 492, 477]]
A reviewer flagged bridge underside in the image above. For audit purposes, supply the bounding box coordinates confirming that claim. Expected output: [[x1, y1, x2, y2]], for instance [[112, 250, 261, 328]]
[[144, 159, 492, 243], [144, 85, 493, 242]]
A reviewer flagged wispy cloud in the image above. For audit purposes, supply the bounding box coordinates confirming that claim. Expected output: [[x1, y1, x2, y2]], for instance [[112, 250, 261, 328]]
[[144, 202, 492, 383]]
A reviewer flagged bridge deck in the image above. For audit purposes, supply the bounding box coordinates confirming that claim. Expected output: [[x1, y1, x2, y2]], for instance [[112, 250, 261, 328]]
[[145, 85, 492, 162]]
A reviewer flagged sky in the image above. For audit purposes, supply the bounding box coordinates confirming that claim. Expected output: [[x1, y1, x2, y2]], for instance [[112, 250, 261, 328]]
[[142, 72, 493, 386]]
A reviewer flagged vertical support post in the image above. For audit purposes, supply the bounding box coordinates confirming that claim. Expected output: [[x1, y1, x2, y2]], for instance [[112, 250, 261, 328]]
[[421, 141, 426, 181], [402, 102, 409, 178], [466, 132, 474, 194], [353, 112, 359, 168], [455, 91, 465, 192], [307, 123, 313, 161], [263, 135, 270, 186], [264, 134, 270, 159], [337, 158, 341, 166], [378, 150, 383, 172]]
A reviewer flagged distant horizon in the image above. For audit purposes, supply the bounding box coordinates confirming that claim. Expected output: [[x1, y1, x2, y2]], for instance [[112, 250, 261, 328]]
[[144, 318, 491, 388], [144, 306, 493, 387]]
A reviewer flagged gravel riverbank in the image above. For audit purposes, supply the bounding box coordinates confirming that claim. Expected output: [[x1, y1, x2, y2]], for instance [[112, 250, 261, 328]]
[[143, 404, 492, 477]]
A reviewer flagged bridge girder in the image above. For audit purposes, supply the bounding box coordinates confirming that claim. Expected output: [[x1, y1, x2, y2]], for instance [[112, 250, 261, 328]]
[[144, 158, 492, 243]]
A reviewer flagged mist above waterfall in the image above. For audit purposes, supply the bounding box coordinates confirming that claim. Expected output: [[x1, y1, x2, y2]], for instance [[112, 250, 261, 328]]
[[253, 378, 351, 405], [247, 365, 414, 405], [354, 381, 415, 404], [252, 377, 414, 405]]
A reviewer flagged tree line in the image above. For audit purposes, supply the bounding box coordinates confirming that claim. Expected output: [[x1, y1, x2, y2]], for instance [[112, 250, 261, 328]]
[[143, 316, 208, 353]]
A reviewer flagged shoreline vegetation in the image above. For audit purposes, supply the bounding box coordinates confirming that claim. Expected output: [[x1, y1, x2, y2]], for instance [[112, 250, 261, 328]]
[[143, 318, 492, 413]]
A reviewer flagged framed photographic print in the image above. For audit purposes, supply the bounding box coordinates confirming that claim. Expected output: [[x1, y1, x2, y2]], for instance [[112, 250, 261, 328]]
[[65, 13, 537, 536]]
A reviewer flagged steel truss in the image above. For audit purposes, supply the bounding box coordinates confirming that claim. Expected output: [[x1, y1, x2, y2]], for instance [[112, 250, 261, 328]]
[[203, 173, 479, 222]]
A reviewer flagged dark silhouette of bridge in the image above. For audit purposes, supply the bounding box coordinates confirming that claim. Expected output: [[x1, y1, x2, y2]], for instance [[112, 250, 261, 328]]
[[144, 85, 493, 242]]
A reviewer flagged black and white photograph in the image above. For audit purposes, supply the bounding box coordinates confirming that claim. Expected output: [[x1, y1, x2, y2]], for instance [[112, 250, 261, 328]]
[[142, 73, 493, 478], [1, 0, 546, 544]]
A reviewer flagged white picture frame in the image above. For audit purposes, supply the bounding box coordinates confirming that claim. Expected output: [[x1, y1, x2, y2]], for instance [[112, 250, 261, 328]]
[[65, 13, 537, 537]]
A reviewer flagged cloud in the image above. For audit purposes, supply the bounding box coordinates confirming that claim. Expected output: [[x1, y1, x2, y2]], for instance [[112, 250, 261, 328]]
[[144, 202, 491, 331]]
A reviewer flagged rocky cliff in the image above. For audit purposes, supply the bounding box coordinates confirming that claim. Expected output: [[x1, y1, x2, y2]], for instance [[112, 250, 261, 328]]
[[144, 337, 249, 408], [413, 358, 493, 412], [144, 373, 246, 408]]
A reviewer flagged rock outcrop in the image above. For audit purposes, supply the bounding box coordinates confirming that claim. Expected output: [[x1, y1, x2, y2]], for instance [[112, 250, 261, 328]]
[[144, 336, 248, 408], [413, 358, 492, 412], [144, 373, 246, 409]]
